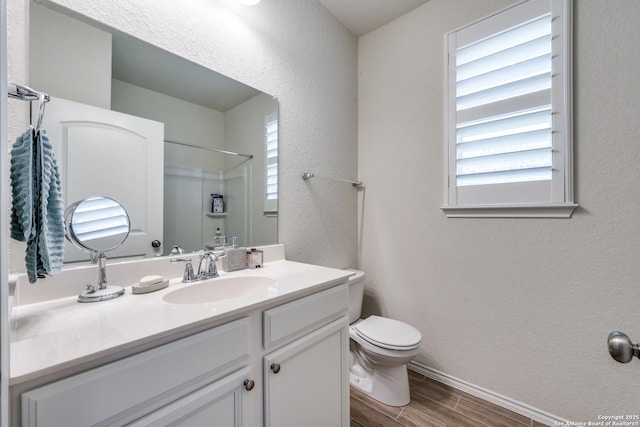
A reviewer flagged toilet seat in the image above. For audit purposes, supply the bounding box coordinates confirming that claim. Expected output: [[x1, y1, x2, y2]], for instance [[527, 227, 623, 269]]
[[354, 315, 421, 351]]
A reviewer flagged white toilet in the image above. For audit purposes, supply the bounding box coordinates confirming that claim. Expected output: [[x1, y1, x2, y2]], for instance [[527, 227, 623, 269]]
[[347, 270, 422, 407]]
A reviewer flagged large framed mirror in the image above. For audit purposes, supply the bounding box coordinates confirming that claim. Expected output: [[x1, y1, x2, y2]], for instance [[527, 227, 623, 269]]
[[29, 1, 278, 263]]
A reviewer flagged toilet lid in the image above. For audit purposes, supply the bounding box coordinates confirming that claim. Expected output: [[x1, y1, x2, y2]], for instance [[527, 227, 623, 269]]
[[354, 315, 422, 350]]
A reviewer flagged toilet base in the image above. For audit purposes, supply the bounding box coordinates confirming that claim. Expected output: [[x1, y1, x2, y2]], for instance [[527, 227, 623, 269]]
[[349, 361, 411, 407]]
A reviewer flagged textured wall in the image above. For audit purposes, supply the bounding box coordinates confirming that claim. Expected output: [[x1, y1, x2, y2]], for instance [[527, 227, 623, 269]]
[[358, 0, 640, 421], [7, 0, 358, 271]]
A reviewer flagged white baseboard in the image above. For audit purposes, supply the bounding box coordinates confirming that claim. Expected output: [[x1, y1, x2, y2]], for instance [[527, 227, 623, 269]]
[[408, 362, 568, 426]]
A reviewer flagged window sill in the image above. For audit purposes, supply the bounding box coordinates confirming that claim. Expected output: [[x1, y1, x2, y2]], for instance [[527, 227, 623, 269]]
[[441, 203, 578, 218]]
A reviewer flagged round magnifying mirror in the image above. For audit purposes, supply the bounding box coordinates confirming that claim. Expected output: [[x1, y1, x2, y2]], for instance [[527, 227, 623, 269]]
[[65, 196, 130, 253], [65, 196, 130, 302]]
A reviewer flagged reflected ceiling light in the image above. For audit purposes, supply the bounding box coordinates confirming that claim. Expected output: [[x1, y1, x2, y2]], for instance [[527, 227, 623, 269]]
[[235, 0, 260, 5]]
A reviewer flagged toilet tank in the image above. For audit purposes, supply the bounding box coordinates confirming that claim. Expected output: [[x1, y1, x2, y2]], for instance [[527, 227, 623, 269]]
[[346, 269, 365, 323]]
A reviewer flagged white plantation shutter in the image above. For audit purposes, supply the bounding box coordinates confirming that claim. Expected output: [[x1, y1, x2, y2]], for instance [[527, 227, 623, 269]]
[[265, 111, 278, 212], [444, 0, 576, 217]]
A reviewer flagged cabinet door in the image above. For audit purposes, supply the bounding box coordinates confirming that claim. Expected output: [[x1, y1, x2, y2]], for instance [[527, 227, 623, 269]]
[[21, 319, 250, 427], [129, 368, 252, 427], [264, 317, 348, 427]]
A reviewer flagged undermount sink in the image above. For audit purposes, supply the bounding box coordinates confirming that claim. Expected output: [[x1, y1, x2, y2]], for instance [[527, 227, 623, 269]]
[[162, 276, 277, 304]]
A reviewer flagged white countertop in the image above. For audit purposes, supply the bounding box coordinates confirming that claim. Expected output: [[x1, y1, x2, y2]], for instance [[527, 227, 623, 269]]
[[10, 260, 352, 385]]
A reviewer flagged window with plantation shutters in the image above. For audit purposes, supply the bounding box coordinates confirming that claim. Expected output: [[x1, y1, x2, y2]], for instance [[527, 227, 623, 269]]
[[443, 0, 577, 218], [265, 111, 278, 213]]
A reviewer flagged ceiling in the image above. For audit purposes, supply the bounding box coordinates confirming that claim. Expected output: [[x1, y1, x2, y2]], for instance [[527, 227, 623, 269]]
[[317, 0, 430, 37]]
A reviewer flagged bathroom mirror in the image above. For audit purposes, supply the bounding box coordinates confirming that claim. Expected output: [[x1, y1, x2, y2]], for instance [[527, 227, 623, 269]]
[[65, 196, 130, 302], [29, 1, 278, 262]]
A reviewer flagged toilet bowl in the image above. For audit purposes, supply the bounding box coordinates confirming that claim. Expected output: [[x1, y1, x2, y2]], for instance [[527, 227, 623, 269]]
[[347, 270, 422, 407]]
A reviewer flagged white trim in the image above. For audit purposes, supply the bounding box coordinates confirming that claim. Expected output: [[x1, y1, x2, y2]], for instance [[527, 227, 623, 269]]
[[442, 203, 578, 218], [559, 0, 574, 204], [408, 362, 569, 426], [1, 0, 9, 425]]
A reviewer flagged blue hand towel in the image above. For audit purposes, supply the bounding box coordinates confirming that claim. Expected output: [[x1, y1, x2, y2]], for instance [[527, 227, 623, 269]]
[[10, 128, 65, 283]]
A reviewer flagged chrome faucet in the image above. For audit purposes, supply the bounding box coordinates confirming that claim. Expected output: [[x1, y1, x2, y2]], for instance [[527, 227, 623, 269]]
[[171, 258, 197, 283], [170, 252, 219, 283], [198, 251, 219, 280], [170, 244, 185, 255]]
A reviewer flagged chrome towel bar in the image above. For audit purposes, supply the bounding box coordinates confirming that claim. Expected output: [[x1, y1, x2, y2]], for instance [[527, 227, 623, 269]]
[[8, 82, 50, 102], [302, 172, 362, 187]]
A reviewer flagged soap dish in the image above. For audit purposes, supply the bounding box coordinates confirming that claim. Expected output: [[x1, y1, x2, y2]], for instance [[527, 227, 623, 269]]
[[132, 280, 169, 294]]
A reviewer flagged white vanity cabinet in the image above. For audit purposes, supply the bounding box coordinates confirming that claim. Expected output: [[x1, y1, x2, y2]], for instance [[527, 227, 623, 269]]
[[17, 280, 350, 427], [21, 318, 252, 427], [262, 284, 350, 427]]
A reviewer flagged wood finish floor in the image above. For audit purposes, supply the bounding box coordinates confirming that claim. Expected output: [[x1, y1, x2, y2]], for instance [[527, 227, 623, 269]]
[[350, 370, 549, 427]]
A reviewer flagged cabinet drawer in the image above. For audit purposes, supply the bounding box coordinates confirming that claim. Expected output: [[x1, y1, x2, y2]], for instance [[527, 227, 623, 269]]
[[263, 283, 348, 349], [22, 318, 250, 427]]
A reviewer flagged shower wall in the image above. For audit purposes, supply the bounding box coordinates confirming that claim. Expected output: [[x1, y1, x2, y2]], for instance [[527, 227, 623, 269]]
[[164, 165, 248, 253]]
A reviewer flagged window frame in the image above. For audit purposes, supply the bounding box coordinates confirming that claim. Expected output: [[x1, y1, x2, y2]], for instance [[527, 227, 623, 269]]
[[442, 0, 577, 218]]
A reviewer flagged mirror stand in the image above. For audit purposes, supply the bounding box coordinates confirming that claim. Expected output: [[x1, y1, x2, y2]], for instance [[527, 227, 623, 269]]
[[65, 196, 131, 303], [77, 253, 125, 303]]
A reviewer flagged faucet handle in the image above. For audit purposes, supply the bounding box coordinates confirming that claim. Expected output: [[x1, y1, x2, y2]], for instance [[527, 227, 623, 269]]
[[171, 257, 196, 282]]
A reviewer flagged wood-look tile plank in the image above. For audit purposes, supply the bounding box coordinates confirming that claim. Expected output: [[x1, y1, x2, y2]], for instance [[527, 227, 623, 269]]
[[409, 375, 461, 410], [455, 397, 530, 427], [350, 394, 404, 427], [398, 390, 489, 427], [457, 393, 532, 426], [533, 420, 551, 427], [397, 405, 447, 427], [350, 418, 368, 427], [350, 386, 403, 419], [408, 369, 426, 382]]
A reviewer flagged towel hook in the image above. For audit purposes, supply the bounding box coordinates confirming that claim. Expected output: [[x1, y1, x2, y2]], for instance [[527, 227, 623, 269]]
[[35, 92, 47, 131]]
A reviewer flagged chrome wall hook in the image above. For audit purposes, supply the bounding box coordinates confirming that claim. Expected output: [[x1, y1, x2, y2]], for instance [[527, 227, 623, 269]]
[[607, 331, 640, 363]]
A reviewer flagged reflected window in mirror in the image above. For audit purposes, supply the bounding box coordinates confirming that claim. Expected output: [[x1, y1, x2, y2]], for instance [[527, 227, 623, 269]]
[[265, 111, 278, 214]]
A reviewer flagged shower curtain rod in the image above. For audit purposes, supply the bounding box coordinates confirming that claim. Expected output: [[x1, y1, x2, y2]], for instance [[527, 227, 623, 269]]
[[7, 83, 50, 102], [165, 139, 253, 159]]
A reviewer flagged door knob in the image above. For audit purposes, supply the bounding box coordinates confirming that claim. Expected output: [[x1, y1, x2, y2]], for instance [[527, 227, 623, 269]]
[[244, 379, 255, 391], [270, 363, 281, 374], [151, 240, 161, 248], [608, 331, 640, 363]]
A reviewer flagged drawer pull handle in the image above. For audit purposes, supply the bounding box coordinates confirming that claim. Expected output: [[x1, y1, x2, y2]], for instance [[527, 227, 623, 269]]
[[244, 379, 255, 391], [271, 363, 281, 374]]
